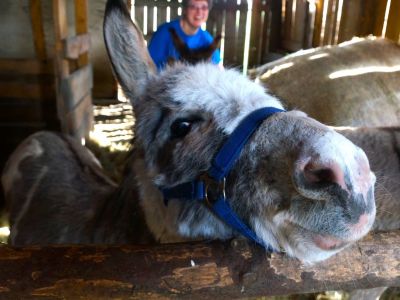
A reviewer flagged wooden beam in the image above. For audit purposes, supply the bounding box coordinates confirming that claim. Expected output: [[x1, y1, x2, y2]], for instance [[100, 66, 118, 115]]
[[63, 33, 91, 60], [74, 0, 89, 66], [30, 0, 47, 60], [0, 81, 54, 100], [0, 59, 53, 75], [0, 231, 399, 298]]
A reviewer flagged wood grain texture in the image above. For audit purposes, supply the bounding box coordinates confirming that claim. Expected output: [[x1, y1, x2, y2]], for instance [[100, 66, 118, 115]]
[[0, 231, 399, 299]]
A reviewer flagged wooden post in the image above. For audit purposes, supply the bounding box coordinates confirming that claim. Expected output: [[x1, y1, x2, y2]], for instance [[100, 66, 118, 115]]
[[0, 231, 399, 298]]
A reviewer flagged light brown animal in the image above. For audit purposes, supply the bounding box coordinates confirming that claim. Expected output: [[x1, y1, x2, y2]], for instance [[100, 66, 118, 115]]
[[253, 37, 400, 127]]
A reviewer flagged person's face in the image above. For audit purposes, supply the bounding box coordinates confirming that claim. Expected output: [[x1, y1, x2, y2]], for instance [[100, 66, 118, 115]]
[[184, 0, 209, 29]]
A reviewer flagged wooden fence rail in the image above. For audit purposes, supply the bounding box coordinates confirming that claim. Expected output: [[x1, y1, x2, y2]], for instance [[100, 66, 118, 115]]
[[0, 230, 399, 298]]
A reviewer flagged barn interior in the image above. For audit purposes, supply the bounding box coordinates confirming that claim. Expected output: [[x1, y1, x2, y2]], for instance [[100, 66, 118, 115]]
[[0, 0, 399, 298]]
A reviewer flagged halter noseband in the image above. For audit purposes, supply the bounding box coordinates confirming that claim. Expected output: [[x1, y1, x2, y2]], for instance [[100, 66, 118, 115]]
[[162, 107, 285, 250]]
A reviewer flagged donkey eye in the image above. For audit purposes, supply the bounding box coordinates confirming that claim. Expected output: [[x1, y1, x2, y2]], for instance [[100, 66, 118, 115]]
[[170, 119, 192, 139]]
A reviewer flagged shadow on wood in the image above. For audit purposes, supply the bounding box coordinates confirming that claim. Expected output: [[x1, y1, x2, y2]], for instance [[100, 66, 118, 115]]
[[0, 230, 399, 298]]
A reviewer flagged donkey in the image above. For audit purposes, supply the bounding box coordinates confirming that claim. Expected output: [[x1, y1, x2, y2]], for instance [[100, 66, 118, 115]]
[[168, 28, 222, 65], [1, 0, 376, 264]]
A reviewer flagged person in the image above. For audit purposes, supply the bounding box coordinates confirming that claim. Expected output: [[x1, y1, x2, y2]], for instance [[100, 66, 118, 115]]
[[148, 0, 221, 70]]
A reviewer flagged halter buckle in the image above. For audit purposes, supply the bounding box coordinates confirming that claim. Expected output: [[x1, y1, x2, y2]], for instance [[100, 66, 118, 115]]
[[199, 173, 226, 206]]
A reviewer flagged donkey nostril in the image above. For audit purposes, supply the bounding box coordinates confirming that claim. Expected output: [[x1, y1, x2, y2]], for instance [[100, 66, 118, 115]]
[[301, 160, 347, 191]]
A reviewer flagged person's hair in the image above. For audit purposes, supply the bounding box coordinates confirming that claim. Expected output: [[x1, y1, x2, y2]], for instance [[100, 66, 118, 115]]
[[182, 0, 213, 10]]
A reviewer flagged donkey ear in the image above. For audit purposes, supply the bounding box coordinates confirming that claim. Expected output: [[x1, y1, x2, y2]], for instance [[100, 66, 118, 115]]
[[103, 0, 156, 104]]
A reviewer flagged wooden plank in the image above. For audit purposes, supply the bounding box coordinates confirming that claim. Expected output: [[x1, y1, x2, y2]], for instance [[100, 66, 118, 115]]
[[0, 98, 58, 123], [303, 0, 315, 48], [322, 0, 335, 45], [206, 3, 224, 38], [385, 0, 400, 42], [372, 0, 388, 36], [74, 0, 89, 66], [134, 6, 145, 38], [0, 59, 53, 75], [63, 33, 91, 60], [0, 231, 399, 298], [312, 0, 324, 46], [268, 0, 282, 53], [236, 3, 248, 67], [158, 3, 167, 26], [329, 0, 340, 44], [292, 0, 307, 49], [66, 93, 93, 138], [61, 64, 93, 112], [0, 81, 55, 100], [358, 0, 383, 37], [282, 0, 293, 50], [249, 0, 262, 67], [30, 0, 47, 60], [146, 0, 155, 36], [223, 5, 238, 66], [337, 0, 362, 42]]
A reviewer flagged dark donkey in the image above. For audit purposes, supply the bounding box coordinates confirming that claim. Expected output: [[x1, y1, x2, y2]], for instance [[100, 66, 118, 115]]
[[1, 0, 376, 264], [168, 27, 221, 65]]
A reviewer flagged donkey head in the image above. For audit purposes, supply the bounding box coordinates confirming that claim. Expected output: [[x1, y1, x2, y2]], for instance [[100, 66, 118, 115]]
[[168, 28, 222, 65], [104, 0, 376, 263]]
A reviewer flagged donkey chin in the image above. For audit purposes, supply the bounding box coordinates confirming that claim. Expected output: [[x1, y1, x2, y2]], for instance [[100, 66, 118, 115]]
[[261, 193, 376, 264]]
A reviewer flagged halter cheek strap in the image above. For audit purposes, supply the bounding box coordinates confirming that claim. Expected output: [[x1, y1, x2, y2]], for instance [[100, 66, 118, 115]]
[[162, 107, 285, 250]]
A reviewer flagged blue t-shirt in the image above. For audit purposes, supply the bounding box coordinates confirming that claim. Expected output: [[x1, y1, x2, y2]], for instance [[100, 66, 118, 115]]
[[148, 19, 221, 70]]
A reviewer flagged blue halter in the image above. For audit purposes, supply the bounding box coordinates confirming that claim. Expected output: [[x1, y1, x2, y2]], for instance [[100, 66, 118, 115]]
[[162, 107, 285, 250]]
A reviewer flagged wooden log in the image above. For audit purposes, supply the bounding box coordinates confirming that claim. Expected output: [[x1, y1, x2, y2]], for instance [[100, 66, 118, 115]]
[[0, 231, 399, 298]]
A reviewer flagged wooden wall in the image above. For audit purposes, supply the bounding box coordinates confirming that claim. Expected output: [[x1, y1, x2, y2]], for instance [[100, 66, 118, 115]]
[[133, 0, 400, 69], [0, 0, 93, 211]]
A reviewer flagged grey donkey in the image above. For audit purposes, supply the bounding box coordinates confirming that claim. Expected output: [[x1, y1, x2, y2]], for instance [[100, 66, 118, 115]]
[[1, 0, 376, 264]]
